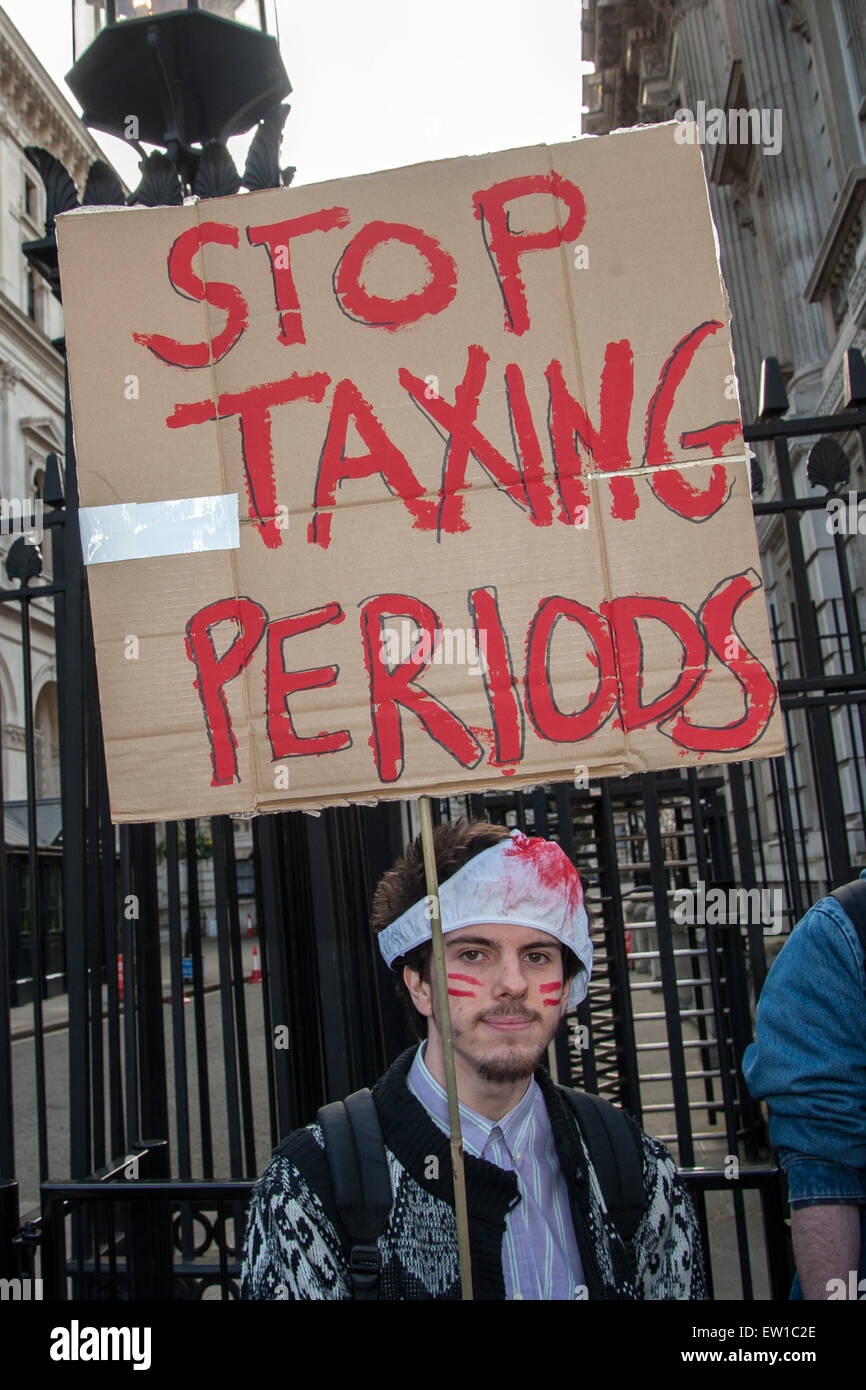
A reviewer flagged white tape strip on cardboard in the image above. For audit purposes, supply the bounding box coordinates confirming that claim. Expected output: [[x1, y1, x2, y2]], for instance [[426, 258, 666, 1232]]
[[79, 494, 239, 565]]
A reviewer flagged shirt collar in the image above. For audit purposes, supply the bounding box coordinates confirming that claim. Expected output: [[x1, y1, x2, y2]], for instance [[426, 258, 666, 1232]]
[[407, 1042, 541, 1159]]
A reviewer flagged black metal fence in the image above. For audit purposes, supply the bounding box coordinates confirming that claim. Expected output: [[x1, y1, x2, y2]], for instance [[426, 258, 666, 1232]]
[[1, 350, 865, 1301], [30, 1162, 789, 1301]]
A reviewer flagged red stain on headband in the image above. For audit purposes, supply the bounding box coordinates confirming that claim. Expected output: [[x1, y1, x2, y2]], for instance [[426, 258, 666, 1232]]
[[503, 831, 583, 914]]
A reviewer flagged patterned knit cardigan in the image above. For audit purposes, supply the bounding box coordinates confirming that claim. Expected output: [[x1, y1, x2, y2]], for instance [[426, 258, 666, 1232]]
[[241, 1047, 706, 1300]]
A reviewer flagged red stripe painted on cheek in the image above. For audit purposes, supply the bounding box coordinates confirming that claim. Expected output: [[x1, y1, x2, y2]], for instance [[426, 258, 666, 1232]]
[[448, 974, 483, 986], [540, 981, 563, 994], [448, 989, 476, 997], [543, 998, 562, 1006]]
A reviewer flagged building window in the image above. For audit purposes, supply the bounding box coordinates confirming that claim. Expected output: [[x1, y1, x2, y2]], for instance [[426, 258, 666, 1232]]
[[31, 467, 52, 579], [34, 683, 60, 798], [236, 857, 255, 898], [26, 266, 37, 322], [838, 0, 866, 115], [23, 173, 39, 223]]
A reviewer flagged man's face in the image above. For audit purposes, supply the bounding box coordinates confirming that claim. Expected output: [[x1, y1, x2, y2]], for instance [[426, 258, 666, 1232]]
[[404, 922, 570, 1087]]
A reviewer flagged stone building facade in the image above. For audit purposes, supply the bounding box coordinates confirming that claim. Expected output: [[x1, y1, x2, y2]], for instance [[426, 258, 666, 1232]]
[[581, 0, 866, 881], [0, 10, 260, 945], [0, 8, 109, 808]]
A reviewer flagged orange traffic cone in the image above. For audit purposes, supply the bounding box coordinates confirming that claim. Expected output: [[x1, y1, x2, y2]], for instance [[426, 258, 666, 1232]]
[[249, 945, 262, 984]]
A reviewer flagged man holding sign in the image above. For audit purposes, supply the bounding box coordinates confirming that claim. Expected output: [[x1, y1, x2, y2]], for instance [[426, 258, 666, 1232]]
[[241, 820, 704, 1300], [53, 118, 755, 1299]]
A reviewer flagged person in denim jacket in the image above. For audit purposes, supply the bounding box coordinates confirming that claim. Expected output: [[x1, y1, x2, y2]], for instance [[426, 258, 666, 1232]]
[[742, 872, 866, 1300]]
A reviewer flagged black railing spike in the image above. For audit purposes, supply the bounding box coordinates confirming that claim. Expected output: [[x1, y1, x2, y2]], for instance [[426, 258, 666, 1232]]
[[43, 453, 65, 508], [843, 347, 866, 409], [758, 356, 789, 420]]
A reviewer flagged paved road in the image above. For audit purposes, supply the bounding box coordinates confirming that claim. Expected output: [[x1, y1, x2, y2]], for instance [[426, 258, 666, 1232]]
[[11, 972, 273, 1217]]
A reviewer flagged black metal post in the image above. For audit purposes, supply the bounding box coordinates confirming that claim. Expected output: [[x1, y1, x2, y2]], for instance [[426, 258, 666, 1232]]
[[770, 433, 852, 884], [128, 824, 169, 1165], [125, 1139, 173, 1299]]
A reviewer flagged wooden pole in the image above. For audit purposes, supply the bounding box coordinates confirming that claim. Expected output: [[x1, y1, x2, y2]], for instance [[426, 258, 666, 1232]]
[[418, 796, 474, 1300]]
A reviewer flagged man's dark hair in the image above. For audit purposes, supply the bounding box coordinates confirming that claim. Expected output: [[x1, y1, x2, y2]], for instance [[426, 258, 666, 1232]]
[[371, 817, 580, 1036]]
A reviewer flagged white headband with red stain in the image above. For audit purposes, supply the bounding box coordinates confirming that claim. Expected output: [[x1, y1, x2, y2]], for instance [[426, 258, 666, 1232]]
[[377, 828, 592, 1007]]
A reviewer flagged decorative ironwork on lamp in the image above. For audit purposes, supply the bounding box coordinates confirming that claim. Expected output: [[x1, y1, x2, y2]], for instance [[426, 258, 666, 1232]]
[[24, 1, 295, 299], [69, 2, 290, 177]]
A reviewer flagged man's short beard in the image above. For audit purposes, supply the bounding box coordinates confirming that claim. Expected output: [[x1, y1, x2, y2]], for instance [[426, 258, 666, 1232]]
[[475, 1044, 547, 1085]]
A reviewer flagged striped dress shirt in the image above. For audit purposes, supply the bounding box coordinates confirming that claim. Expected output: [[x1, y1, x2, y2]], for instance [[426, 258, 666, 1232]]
[[407, 1044, 585, 1299]]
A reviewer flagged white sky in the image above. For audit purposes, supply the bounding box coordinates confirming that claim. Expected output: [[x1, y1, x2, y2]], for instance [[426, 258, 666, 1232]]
[[2, 0, 590, 190]]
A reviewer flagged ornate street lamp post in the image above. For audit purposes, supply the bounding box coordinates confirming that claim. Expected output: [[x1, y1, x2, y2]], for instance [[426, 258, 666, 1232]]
[[16, 0, 297, 1211]]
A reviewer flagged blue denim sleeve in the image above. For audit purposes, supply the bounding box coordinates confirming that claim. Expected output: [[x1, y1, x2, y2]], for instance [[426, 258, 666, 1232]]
[[741, 897, 866, 1202], [776, 1151, 866, 1208]]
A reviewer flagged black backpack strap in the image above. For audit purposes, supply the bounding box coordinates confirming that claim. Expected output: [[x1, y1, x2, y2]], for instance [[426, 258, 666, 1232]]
[[830, 878, 866, 959], [560, 1087, 646, 1246], [317, 1088, 393, 1299]]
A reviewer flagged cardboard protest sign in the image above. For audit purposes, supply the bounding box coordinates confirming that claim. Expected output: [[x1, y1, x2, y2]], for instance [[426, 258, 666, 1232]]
[[57, 122, 784, 822]]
